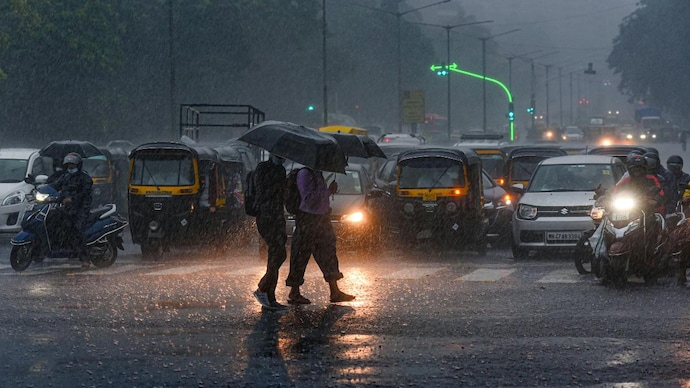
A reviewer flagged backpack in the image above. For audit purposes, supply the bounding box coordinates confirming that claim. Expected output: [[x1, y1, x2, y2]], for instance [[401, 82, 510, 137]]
[[243, 170, 258, 217], [284, 168, 304, 215]]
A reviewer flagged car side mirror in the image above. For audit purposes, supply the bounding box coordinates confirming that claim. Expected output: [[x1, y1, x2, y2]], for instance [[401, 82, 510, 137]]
[[35, 175, 48, 184], [511, 183, 524, 194], [24, 174, 35, 184]]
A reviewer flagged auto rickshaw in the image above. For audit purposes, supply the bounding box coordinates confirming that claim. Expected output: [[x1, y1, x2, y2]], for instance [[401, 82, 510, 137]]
[[504, 146, 568, 190], [318, 125, 369, 136], [376, 147, 487, 253], [128, 142, 226, 258]]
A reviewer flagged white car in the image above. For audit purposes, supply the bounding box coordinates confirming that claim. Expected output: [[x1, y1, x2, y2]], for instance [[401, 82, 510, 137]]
[[0, 149, 54, 233], [511, 155, 627, 259], [561, 126, 584, 142]]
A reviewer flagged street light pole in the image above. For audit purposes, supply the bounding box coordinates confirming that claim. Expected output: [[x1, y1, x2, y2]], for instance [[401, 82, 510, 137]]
[[476, 29, 520, 132], [322, 0, 328, 127]]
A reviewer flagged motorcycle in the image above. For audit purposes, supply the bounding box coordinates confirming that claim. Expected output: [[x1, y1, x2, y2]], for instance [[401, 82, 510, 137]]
[[598, 189, 670, 285], [9, 176, 128, 271]]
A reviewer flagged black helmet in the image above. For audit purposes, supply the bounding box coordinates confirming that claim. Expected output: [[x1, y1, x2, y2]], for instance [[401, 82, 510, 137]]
[[628, 154, 647, 178], [667, 155, 684, 173], [643, 152, 659, 171], [626, 150, 643, 164]]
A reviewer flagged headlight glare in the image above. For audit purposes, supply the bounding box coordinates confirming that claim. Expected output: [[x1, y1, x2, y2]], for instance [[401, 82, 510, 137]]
[[35, 192, 50, 203], [341, 211, 364, 224]]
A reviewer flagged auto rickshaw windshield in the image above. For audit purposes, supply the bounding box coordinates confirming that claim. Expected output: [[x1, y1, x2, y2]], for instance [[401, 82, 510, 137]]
[[130, 153, 195, 186], [82, 155, 110, 178], [399, 158, 465, 189]]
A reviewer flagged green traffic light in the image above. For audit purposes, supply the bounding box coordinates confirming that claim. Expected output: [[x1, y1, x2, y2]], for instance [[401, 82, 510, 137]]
[[307, 105, 315, 111]]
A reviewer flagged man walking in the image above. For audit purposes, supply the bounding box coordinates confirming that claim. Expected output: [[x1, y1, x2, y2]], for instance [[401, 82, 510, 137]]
[[251, 154, 288, 310], [286, 167, 355, 305]]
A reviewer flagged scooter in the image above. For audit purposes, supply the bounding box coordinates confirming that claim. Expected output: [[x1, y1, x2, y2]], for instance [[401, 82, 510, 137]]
[[599, 190, 669, 285], [9, 175, 128, 271]]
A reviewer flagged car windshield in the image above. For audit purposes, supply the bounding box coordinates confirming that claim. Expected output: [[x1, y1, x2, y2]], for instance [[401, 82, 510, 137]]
[[566, 127, 581, 134], [326, 170, 362, 195], [510, 156, 547, 181], [399, 158, 464, 189], [479, 154, 505, 180], [82, 155, 110, 178], [130, 153, 195, 186], [528, 163, 617, 192], [0, 159, 28, 183]]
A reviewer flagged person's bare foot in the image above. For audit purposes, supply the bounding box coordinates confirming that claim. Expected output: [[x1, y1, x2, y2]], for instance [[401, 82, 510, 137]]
[[330, 291, 355, 303]]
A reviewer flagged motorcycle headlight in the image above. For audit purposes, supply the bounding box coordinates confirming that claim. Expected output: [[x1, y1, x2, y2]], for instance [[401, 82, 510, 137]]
[[2, 191, 24, 206], [517, 204, 537, 220], [341, 211, 365, 224], [35, 192, 50, 203], [612, 196, 636, 211]]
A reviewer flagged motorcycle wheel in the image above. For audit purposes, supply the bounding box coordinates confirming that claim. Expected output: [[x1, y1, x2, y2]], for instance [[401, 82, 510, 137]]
[[574, 252, 592, 275], [10, 244, 34, 272], [91, 240, 117, 268]]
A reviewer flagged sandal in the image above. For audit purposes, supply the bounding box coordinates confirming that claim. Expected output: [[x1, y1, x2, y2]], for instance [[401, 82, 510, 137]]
[[287, 294, 312, 305]]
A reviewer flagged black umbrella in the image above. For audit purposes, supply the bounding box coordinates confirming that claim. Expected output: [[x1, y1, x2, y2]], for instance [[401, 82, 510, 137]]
[[322, 132, 386, 159], [238, 121, 347, 173], [40, 140, 103, 161]]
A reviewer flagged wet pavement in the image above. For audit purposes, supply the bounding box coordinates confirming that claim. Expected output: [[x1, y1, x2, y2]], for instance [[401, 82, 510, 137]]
[[1, 235, 690, 387]]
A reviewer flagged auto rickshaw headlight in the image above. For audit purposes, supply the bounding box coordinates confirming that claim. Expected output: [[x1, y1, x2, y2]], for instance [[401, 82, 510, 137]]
[[403, 202, 415, 213], [149, 220, 160, 231], [93, 187, 102, 197], [518, 204, 538, 220], [445, 202, 458, 212]]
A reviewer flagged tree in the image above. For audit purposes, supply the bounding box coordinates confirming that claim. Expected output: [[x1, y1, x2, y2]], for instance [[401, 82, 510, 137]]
[[608, 0, 690, 122]]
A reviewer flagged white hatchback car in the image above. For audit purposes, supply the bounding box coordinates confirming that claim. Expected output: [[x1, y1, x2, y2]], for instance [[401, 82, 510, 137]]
[[0, 149, 54, 233], [511, 155, 627, 259]]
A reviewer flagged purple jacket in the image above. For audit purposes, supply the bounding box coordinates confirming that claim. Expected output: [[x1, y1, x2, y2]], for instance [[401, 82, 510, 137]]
[[297, 168, 330, 215]]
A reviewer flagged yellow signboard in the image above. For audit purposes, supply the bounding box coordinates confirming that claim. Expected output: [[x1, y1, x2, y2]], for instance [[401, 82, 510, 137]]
[[402, 89, 425, 124]]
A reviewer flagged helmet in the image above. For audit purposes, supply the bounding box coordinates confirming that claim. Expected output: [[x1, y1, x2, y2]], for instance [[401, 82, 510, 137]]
[[643, 152, 659, 171], [63, 152, 82, 166], [625, 150, 643, 164], [667, 155, 684, 173], [627, 154, 647, 178]]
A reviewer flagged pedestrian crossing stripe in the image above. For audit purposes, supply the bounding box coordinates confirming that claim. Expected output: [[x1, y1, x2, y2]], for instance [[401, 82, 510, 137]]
[[535, 268, 580, 283], [144, 264, 227, 276], [378, 267, 444, 279], [458, 268, 516, 282]]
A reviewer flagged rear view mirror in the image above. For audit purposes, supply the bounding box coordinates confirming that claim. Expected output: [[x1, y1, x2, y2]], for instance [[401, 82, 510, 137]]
[[511, 183, 524, 194], [35, 175, 49, 184]]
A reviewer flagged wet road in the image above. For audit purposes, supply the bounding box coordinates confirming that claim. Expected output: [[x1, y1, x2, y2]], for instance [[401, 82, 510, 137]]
[[1, 230, 690, 387]]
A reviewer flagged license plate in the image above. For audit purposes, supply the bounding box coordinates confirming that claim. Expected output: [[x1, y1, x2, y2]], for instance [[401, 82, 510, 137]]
[[422, 192, 437, 201], [611, 212, 629, 221], [546, 232, 581, 241]]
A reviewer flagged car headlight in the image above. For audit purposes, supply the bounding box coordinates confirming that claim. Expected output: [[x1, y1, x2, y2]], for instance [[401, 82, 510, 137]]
[[341, 211, 365, 224], [2, 191, 25, 206], [517, 204, 537, 220], [640, 134, 647, 140], [626, 134, 633, 140], [495, 194, 512, 208]]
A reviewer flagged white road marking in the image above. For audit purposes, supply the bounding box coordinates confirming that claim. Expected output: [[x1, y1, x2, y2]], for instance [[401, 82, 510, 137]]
[[72, 264, 146, 276], [144, 264, 226, 276], [378, 267, 444, 279], [458, 268, 516, 282], [0, 264, 11, 270], [536, 269, 580, 283]]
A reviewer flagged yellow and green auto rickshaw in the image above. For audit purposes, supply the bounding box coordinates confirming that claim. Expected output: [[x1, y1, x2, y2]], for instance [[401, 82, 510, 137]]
[[128, 142, 226, 258], [374, 147, 487, 253]]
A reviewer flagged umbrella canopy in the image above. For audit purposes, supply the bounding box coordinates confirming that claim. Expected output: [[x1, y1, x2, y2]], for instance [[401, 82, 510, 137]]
[[322, 132, 387, 159], [39, 140, 104, 161], [238, 121, 347, 173]]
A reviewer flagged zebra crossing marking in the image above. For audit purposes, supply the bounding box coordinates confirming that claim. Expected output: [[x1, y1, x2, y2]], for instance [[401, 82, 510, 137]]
[[144, 264, 226, 276], [535, 268, 580, 283], [378, 267, 444, 280], [458, 268, 516, 282]]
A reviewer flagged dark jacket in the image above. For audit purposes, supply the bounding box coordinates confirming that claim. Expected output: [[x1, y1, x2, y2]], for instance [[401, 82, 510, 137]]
[[51, 169, 93, 215], [614, 173, 664, 214], [253, 160, 286, 216]]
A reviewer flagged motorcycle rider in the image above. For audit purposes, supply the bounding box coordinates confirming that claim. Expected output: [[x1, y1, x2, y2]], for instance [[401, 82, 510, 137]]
[[644, 152, 675, 214], [666, 155, 690, 207], [50, 152, 93, 269], [614, 154, 665, 213]]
